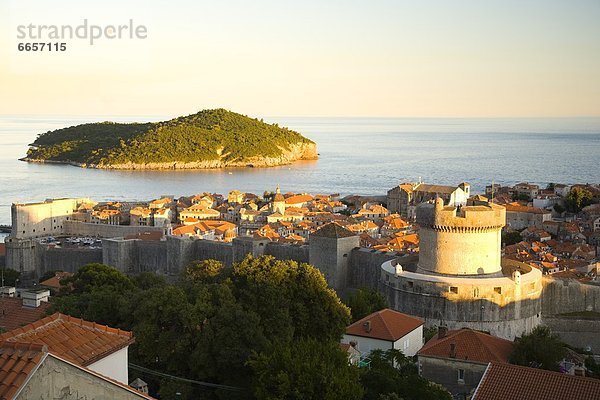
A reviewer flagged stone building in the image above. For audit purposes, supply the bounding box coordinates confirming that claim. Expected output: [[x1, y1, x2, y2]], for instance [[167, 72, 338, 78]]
[[0, 342, 153, 400], [417, 327, 514, 398], [271, 185, 286, 215], [380, 197, 543, 340], [387, 182, 470, 219], [309, 223, 360, 295], [504, 203, 552, 230], [1, 313, 134, 384], [342, 308, 424, 357]]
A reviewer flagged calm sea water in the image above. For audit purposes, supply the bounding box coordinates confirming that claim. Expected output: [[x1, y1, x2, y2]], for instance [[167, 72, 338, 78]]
[[1, 116, 599, 231]]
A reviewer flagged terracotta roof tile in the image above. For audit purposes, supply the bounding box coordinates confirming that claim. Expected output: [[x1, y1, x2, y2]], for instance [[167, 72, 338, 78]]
[[473, 362, 600, 400], [418, 328, 514, 364], [0, 298, 51, 332], [311, 222, 357, 239], [346, 309, 423, 341], [0, 313, 133, 367], [0, 341, 46, 400], [39, 272, 74, 290]]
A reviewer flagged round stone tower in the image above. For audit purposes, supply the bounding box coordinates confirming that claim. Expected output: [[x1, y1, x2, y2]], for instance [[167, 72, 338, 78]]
[[417, 197, 505, 275], [380, 197, 542, 340]]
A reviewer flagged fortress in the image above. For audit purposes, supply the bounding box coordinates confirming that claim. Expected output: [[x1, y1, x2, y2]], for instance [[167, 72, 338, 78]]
[[380, 198, 543, 339], [4, 197, 600, 344]]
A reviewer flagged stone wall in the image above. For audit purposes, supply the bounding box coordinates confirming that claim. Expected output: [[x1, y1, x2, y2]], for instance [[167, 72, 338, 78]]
[[65, 220, 163, 238], [347, 248, 397, 290], [193, 240, 233, 267], [543, 317, 600, 353], [40, 246, 102, 275], [18, 355, 147, 400], [137, 240, 168, 274], [309, 235, 359, 295], [418, 356, 487, 398], [264, 243, 309, 263], [541, 277, 600, 315]]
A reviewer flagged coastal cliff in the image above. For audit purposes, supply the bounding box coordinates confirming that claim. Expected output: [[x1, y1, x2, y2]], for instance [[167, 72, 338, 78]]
[[23, 109, 318, 170], [23, 142, 317, 170]]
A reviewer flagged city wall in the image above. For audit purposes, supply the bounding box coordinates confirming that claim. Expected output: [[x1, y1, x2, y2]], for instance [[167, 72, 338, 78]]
[[64, 221, 163, 238], [541, 277, 600, 315], [542, 317, 600, 353]]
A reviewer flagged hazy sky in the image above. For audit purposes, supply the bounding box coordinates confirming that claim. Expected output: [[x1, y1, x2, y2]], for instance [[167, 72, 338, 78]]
[[1, 0, 599, 118]]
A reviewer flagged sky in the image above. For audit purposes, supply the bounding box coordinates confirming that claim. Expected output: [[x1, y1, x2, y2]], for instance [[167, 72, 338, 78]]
[[1, 0, 599, 118]]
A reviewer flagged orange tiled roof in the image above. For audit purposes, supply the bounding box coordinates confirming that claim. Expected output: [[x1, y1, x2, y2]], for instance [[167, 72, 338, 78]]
[[346, 309, 423, 341], [0, 341, 156, 400], [0, 313, 134, 367], [311, 222, 356, 239], [473, 362, 600, 400], [124, 231, 164, 241], [0, 341, 46, 399], [285, 194, 313, 205], [418, 328, 514, 364], [0, 297, 51, 332], [504, 204, 550, 214], [39, 271, 73, 290]]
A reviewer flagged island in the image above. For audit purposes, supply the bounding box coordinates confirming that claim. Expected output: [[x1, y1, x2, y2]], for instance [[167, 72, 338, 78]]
[[22, 109, 318, 169]]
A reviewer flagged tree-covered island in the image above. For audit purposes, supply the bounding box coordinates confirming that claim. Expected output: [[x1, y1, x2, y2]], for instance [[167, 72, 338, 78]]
[[23, 109, 318, 169]]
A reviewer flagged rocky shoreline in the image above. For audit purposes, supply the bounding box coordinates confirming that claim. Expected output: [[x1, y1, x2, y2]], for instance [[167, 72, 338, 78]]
[[21, 142, 318, 170]]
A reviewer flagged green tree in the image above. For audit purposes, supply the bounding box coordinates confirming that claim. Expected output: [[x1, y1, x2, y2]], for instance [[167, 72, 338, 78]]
[[63, 263, 134, 294], [133, 272, 167, 290], [184, 259, 225, 283], [565, 187, 593, 213], [512, 193, 531, 201], [248, 338, 363, 400], [192, 303, 268, 397], [502, 231, 523, 246], [553, 203, 565, 214], [509, 325, 567, 371], [129, 285, 198, 376], [0, 267, 20, 287], [230, 255, 351, 342], [345, 288, 388, 322], [360, 349, 451, 400], [51, 264, 134, 327]]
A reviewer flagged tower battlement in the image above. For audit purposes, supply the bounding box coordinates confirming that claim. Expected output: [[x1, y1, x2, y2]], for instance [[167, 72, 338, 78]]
[[416, 197, 505, 276], [417, 197, 505, 232]]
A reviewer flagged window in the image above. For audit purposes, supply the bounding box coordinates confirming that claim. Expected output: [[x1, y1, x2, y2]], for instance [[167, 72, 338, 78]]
[[494, 287, 502, 294], [473, 287, 479, 297], [403, 339, 409, 350], [450, 286, 458, 294], [458, 369, 465, 382], [407, 281, 414, 288]]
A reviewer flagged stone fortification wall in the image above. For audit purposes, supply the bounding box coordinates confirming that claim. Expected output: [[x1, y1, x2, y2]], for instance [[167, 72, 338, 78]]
[[541, 277, 600, 315], [39, 246, 102, 275], [264, 243, 309, 264], [137, 240, 168, 273], [65, 221, 163, 238], [347, 248, 398, 290], [380, 259, 543, 340]]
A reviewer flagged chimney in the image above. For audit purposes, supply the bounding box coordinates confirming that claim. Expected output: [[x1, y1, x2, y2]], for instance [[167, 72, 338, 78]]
[[363, 320, 372, 333], [450, 343, 456, 358], [438, 326, 448, 338]]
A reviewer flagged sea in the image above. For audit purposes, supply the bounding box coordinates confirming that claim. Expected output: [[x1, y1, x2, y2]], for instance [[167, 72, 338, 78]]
[[1, 116, 599, 242]]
